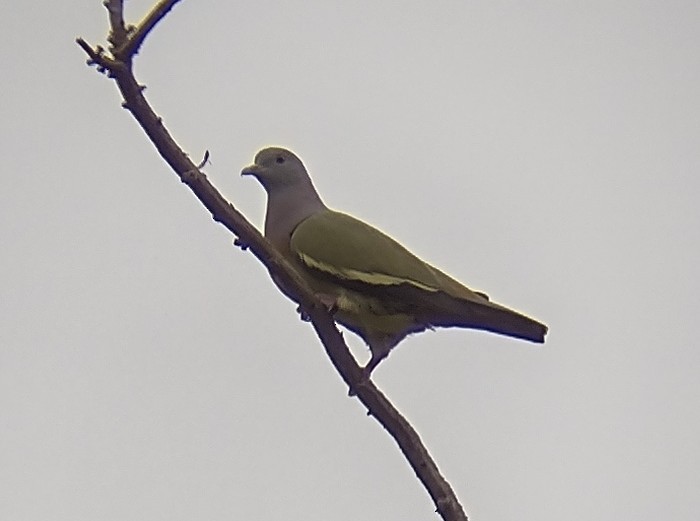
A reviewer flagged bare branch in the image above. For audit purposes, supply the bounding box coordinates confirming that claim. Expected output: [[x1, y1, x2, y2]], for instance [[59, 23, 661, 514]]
[[75, 38, 122, 76], [119, 0, 182, 58], [77, 3, 468, 520], [104, 0, 127, 48]]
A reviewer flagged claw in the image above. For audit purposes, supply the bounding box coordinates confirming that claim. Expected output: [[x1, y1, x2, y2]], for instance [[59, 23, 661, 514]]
[[296, 304, 311, 322], [362, 352, 384, 378], [296, 294, 338, 321], [233, 238, 249, 250], [347, 369, 371, 397], [315, 293, 339, 314]]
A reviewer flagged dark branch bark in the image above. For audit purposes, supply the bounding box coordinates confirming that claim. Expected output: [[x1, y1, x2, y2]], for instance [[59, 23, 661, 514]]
[[77, 2, 468, 520], [118, 0, 182, 59]]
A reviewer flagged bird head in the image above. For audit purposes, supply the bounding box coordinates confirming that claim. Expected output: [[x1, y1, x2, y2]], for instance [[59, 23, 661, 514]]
[[241, 147, 310, 192]]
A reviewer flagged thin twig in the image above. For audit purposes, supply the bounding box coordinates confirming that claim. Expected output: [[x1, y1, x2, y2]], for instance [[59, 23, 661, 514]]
[[75, 38, 121, 75], [118, 0, 183, 58], [77, 3, 468, 520], [104, 0, 127, 48]]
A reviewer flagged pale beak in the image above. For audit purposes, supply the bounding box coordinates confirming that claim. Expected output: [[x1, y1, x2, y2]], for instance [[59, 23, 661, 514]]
[[241, 164, 261, 177]]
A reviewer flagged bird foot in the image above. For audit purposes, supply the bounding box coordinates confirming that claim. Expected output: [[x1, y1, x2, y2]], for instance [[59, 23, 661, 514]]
[[346, 354, 386, 397], [296, 293, 338, 322], [233, 238, 249, 251], [296, 305, 311, 322], [347, 368, 372, 397], [316, 293, 339, 314]]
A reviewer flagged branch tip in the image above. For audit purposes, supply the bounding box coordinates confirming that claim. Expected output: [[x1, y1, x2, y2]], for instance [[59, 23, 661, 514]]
[[114, 0, 183, 59], [104, 0, 128, 48]]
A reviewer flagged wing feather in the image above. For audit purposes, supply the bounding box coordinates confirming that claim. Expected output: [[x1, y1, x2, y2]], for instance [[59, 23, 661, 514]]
[[290, 211, 488, 301], [291, 211, 440, 289], [290, 210, 547, 343]]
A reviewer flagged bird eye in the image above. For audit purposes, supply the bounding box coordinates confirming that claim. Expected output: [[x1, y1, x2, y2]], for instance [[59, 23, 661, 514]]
[[275, 156, 285, 164]]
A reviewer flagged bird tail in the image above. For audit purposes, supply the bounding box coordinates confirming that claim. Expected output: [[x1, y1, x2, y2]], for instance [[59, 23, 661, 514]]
[[425, 292, 548, 343]]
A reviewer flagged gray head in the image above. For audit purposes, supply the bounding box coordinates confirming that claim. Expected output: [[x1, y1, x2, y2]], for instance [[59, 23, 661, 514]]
[[241, 147, 327, 244], [241, 147, 314, 193]]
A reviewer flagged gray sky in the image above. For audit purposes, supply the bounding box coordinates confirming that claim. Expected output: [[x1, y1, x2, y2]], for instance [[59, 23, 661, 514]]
[[1, 1, 698, 520]]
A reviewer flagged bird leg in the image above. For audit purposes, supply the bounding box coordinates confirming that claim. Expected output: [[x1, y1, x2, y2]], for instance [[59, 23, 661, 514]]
[[296, 293, 338, 322], [361, 352, 387, 380], [347, 353, 386, 397]]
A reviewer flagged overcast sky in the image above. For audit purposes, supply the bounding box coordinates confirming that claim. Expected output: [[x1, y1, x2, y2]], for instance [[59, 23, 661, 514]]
[[1, 1, 698, 520]]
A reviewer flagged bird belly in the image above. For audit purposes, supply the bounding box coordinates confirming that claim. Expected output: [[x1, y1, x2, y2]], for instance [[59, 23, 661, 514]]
[[331, 288, 428, 347]]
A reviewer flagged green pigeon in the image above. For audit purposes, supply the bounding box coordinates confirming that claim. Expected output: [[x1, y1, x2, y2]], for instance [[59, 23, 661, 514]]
[[242, 147, 547, 375]]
